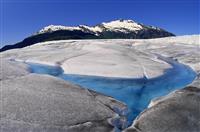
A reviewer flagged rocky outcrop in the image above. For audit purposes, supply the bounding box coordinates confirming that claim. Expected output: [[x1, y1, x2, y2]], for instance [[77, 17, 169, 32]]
[[124, 86, 200, 132]]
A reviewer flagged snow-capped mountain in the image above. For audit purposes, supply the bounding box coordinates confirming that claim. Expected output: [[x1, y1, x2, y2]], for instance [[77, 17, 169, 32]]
[[37, 20, 144, 35], [0, 19, 174, 52]]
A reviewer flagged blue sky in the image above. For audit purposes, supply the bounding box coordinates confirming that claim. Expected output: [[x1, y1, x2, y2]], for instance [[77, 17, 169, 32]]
[[1, 0, 199, 46]]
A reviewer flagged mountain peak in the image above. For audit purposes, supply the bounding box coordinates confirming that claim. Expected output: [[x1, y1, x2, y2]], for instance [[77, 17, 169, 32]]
[[112, 19, 136, 23], [101, 19, 143, 32]]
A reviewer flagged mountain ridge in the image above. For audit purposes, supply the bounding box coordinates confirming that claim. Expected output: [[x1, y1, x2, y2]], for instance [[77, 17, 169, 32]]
[[36, 19, 144, 35], [0, 19, 175, 52]]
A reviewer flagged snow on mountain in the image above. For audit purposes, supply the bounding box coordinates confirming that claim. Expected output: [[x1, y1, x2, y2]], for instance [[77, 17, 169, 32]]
[[37, 25, 82, 34], [102, 19, 143, 32], [37, 19, 146, 35], [79, 25, 103, 35]]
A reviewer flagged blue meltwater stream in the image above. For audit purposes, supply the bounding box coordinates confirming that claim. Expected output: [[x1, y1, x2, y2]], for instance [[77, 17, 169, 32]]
[[20, 55, 196, 130]]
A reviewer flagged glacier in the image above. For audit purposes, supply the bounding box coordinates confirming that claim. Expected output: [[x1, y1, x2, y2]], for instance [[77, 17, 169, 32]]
[[23, 54, 196, 127], [0, 35, 200, 132]]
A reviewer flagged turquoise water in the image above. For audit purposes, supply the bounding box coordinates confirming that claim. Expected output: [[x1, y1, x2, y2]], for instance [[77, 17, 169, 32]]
[[24, 56, 196, 129]]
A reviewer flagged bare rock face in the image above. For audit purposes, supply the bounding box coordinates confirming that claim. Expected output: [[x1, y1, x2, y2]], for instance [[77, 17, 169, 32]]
[[0, 60, 127, 132], [124, 86, 200, 132]]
